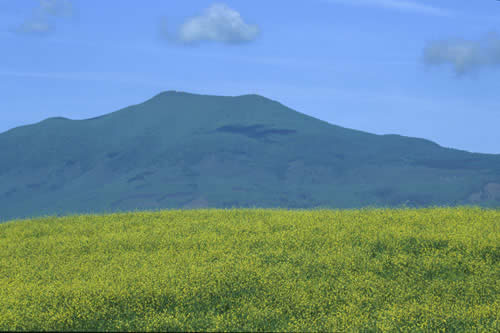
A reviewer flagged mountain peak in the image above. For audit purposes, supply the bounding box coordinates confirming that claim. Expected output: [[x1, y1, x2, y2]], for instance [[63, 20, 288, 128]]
[[151, 90, 269, 100], [153, 90, 191, 98]]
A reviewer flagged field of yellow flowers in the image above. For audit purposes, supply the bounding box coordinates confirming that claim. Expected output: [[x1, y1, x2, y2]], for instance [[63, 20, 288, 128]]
[[0, 206, 499, 331]]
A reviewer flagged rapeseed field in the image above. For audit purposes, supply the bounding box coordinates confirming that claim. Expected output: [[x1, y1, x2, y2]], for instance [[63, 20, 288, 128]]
[[0, 206, 499, 331]]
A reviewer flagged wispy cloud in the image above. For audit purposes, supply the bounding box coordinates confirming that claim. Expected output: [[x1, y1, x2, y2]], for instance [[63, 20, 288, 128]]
[[323, 0, 451, 16], [39, 0, 73, 17], [422, 31, 500, 76], [160, 3, 260, 45], [11, 0, 74, 35], [0, 70, 167, 87]]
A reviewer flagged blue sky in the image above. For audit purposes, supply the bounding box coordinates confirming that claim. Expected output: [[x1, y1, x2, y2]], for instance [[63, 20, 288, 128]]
[[1, 0, 499, 154]]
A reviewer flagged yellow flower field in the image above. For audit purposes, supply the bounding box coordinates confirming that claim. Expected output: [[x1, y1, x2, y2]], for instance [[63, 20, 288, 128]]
[[0, 206, 499, 331]]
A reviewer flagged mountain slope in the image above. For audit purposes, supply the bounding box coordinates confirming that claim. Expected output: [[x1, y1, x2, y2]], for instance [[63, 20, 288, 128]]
[[1, 90, 499, 222]]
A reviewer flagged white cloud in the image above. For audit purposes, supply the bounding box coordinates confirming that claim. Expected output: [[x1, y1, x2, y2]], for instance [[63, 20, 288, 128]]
[[324, 0, 451, 16], [423, 32, 500, 76], [161, 3, 259, 45], [12, 0, 74, 35]]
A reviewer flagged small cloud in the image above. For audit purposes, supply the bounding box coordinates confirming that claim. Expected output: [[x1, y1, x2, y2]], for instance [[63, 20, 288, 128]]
[[161, 3, 259, 45], [40, 0, 74, 18], [12, 0, 74, 35], [422, 32, 500, 76], [14, 18, 52, 35]]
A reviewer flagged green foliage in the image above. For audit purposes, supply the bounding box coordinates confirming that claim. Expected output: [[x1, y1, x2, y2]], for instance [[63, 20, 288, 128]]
[[0, 206, 499, 331]]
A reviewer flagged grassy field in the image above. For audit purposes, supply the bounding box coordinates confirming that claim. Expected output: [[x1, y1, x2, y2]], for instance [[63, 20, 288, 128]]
[[0, 206, 499, 331]]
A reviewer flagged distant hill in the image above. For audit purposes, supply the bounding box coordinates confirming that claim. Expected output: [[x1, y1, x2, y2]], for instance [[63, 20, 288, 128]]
[[1, 90, 499, 222]]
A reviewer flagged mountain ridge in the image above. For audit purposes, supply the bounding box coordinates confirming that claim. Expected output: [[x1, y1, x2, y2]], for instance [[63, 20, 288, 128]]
[[1, 90, 499, 222], [3, 91, 495, 157]]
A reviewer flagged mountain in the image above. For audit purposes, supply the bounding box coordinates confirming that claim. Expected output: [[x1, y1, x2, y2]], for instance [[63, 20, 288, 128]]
[[1, 90, 500, 222]]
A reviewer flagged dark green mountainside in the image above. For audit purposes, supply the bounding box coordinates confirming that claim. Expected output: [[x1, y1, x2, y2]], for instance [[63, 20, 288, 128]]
[[1, 90, 500, 222]]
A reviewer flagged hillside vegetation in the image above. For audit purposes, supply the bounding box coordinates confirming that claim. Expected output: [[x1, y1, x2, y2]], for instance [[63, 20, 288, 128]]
[[1, 206, 499, 331], [2, 91, 500, 222]]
